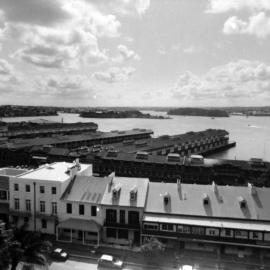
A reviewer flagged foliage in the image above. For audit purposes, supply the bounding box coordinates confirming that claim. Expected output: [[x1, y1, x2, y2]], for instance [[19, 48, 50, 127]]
[[140, 237, 165, 256], [0, 225, 52, 270]]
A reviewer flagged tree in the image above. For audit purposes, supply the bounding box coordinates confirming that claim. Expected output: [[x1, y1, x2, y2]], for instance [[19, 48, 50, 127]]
[[140, 237, 165, 256], [1, 225, 52, 270]]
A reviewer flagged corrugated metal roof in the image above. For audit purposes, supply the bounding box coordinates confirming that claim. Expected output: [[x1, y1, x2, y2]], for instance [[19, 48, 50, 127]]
[[145, 182, 270, 221]]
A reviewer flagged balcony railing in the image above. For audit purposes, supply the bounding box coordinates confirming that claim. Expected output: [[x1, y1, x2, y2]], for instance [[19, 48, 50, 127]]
[[9, 209, 32, 217]]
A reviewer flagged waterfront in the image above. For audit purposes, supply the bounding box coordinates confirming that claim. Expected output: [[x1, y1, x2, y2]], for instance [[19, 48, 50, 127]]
[[3, 111, 270, 162]]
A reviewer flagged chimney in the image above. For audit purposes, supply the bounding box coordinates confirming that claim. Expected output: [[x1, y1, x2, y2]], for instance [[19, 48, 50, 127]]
[[177, 178, 181, 193], [248, 183, 256, 196], [212, 181, 218, 194], [163, 192, 170, 205], [108, 172, 115, 191], [203, 193, 209, 205]]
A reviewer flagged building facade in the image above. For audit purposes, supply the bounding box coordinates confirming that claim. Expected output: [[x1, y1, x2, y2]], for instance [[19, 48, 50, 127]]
[[8, 161, 92, 234]]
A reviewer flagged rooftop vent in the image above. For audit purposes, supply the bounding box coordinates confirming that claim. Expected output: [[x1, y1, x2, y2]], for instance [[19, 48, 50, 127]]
[[203, 193, 209, 205], [190, 155, 204, 164], [163, 192, 170, 205], [130, 186, 138, 201], [238, 196, 247, 208], [135, 141, 148, 148], [112, 184, 121, 200], [123, 139, 135, 146], [107, 150, 118, 157], [248, 183, 256, 196], [136, 151, 149, 160], [212, 181, 218, 193], [167, 153, 180, 162]]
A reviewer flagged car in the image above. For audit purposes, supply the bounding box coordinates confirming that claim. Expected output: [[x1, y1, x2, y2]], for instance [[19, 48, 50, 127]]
[[97, 254, 123, 269], [179, 265, 193, 270], [50, 248, 69, 261]]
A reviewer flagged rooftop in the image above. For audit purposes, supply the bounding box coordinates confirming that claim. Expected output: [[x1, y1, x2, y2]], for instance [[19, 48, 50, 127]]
[[0, 168, 29, 176], [62, 175, 109, 204], [145, 182, 270, 221], [18, 162, 89, 182], [101, 176, 149, 208], [1, 129, 153, 149]]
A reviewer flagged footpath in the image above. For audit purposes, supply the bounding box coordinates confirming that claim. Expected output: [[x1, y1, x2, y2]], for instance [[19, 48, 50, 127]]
[[48, 239, 270, 270]]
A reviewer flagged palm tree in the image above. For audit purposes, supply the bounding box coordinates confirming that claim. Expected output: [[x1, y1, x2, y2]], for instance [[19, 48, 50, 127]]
[[1, 225, 52, 270]]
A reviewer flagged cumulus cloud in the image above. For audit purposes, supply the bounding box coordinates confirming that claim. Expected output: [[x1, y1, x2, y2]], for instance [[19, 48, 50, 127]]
[[112, 44, 140, 62], [172, 60, 270, 101], [206, 0, 270, 13], [93, 67, 135, 83], [0, 0, 122, 68], [223, 12, 270, 38], [0, 58, 12, 75], [39, 74, 95, 99], [183, 45, 203, 54]]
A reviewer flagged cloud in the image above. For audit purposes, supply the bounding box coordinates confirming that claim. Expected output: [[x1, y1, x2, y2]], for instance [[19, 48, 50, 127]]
[[113, 44, 140, 62], [223, 12, 270, 38], [206, 0, 270, 13], [172, 60, 270, 101], [183, 45, 203, 54], [93, 66, 135, 83], [0, 58, 12, 75]]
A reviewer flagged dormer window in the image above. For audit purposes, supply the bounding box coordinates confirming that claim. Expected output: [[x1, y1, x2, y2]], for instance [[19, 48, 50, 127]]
[[238, 196, 246, 208], [163, 192, 170, 205], [112, 184, 121, 200], [130, 186, 138, 201], [203, 193, 209, 205]]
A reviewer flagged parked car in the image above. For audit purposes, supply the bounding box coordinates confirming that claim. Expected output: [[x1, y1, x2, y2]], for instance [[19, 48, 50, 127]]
[[179, 265, 193, 270], [50, 248, 69, 261], [97, 254, 123, 269]]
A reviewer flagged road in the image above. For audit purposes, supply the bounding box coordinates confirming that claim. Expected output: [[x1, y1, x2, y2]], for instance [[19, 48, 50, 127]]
[[49, 257, 269, 270]]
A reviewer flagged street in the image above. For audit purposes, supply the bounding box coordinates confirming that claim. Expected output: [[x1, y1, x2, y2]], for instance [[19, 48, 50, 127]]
[[49, 256, 270, 270]]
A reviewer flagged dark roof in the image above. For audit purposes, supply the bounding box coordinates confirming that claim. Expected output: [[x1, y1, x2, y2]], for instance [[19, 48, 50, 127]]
[[96, 129, 229, 154], [0, 129, 153, 150], [48, 147, 70, 156], [145, 182, 270, 221]]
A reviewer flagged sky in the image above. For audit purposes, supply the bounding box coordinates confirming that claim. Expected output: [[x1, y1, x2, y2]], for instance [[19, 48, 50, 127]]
[[0, 0, 270, 107]]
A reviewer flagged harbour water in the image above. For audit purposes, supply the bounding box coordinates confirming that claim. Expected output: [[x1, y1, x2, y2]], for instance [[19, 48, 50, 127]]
[[3, 112, 270, 162]]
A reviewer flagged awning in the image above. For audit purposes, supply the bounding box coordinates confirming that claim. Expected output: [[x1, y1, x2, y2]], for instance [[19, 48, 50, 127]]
[[58, 218, 101, 232], [143, 214, 270, 232]]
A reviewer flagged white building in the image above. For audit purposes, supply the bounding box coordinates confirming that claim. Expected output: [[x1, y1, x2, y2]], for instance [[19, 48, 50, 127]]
[[57, 175, 109, 245], [9, 161, 91, 234]]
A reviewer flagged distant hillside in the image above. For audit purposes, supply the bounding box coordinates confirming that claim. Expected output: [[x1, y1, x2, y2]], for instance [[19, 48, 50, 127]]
[[167, 108, 229, 117]]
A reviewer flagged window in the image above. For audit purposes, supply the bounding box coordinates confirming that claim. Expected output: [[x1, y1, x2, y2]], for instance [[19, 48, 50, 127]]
[[66, 203, 72, 214], [118, 229, 128, 239], [25, 184, 30, 192], [143, 223, 158, 231], [177, 225, 190, 234], [14, 198, 20, 210], [191, 226, 205, 235], [120, 210, 125, 224], [14, 183, 19, 191], [208, 229, 218, 236], [40, 186, 45, 194], [26, 199, 31, 211], [41, 219, 47, 229], [128, 211, 139, 225], [0, 190, 7, 200], [106, 228, 117, 238], [51, 187, 57, 195], [79, 204, 84, 215], [52, 202, 57, 215], [161, 224, 174, 231], [225, 229, 231, 236], [24, 217, 29, 224], [91, 205, 97, 216], [106, 209, 117, 223], [40, 201, 45, 213], [235, 230, 248, 238]]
